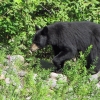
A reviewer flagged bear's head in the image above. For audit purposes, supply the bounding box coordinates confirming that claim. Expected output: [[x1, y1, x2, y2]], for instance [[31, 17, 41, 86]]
[[31, 26, 48, 52]]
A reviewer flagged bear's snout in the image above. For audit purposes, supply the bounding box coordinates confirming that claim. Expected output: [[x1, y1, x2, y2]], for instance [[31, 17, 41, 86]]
[[30, 43, 39, 52]]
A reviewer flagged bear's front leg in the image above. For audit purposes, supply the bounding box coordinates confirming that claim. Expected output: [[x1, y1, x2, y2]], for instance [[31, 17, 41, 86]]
[[52, 57, 62, 72], [52, 48, 76, 72]]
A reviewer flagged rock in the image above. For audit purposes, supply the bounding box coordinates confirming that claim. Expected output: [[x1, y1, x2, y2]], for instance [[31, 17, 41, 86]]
[[24, 63, 29, 67], [3, 66, 18, 75], [3, 66, 9, 71], [57, 73, 67, 79], [2, 71, 7, 75], [68, 87, 73, 92], [90, 71, 100, 81], [18, 70, 27, 77], [72, 58, 77, 62], [0, 64, 3, 67], [33, 74, 38, 80], [5, 78, 10, 84], [6, 55, 24, 65], [50, 72, 58, 79], [47, 78, 57, 89], [58, 76, 67, 83], [26, 96, 32, 100], [89, 74, 98, 81], [14, 85, 23, 93], [0, 74, 5, 80], [96, 81, 100, 88], [49, 72, 68, 88]]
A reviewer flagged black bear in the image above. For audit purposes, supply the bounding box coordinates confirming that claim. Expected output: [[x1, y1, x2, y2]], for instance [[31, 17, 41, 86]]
[[31, 21, 100, 73]]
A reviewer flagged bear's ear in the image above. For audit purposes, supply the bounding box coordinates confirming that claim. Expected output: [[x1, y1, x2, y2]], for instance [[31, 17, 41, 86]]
[[41, 26, 48, 35], [35, 25, 40, 31]]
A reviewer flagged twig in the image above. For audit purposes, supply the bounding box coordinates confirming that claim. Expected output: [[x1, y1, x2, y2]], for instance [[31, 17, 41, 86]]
[[39, 4, 52, 15]]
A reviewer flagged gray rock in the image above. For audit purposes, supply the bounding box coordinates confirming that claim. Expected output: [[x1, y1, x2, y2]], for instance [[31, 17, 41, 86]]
[[6, 55, 24, 66], [26, 96, 32, 100], [96, 81, 100, 88], [0, 64, 3, 67], [50, 72, 58, 79], [47, 78, 57, 89], [18, 70, 27, 77], [90, 71, 100, 81]]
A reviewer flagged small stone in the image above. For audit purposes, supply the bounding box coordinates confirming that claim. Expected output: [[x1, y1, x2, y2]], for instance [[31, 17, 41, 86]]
[[72, 58, 77, 62], [26, 96, 31, 100], [90, 71, 100, 81], [58, 76, 67, 83], [18, 71, 27, 77], [68, 87, 73, 92], [2, 71, 7, 75], [33, 74, 38, 80], [50, 72, 58, 79], [18, 85, 22, 89], [47, 78, 57, 88], [0, 74, 5, 80], [5, 78, 10, 84], [0, 64, 3, 67], [97, 71, 100, 78], [15, 85, 22, 93], [90, 74, 98, 81], [24, 63, 29, 67], [96, 81, 100, 88], [6, 55, 24, 65], [4, 66, 9, 71], [57, 74, 65, 78]]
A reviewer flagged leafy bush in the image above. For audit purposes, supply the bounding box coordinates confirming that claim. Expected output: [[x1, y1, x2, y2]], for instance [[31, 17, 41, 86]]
[[0, 0, 100, 56], [0, 45, 100, 100]]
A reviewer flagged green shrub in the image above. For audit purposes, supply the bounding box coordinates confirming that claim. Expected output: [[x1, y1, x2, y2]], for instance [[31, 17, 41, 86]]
[[0, 0, 100, 56]]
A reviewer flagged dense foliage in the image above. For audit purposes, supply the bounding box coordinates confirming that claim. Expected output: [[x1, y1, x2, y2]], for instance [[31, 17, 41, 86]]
[[0, 0, 100, 56]]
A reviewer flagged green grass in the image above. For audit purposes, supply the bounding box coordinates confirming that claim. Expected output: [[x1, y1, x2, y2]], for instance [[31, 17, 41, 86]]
[[0, 48, 100, 100]]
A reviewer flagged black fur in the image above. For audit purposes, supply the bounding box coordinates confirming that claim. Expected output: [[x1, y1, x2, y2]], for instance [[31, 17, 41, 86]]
[[32, 21, 100, 72]]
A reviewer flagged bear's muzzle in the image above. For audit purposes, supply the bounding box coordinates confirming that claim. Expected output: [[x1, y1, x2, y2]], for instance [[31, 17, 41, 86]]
[[30, 43, 39, 52]]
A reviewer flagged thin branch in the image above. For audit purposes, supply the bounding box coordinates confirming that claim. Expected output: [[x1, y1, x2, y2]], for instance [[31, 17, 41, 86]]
[[39, 4, 52, 15]]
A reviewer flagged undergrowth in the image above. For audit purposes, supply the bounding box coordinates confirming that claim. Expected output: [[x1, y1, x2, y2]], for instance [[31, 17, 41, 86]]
[[0, 46, 100, 100]]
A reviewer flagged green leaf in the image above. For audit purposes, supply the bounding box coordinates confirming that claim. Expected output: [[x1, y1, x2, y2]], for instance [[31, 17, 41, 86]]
[[14, 0, 22, 3]]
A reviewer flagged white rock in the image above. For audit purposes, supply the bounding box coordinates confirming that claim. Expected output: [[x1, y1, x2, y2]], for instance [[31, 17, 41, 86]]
[[72, 58, 77, 62], [18, 85, 22, 89], [18, 70, 27, 77], [5, 78, 10, 84], [26, 96, 31, 100], [47, 78, 57, 88], [6, 55, 24, 65], [2, 71, 7, 75], [90, 71, 100, 81], [58, 76, 67, 82], [0, 74, 5, 80], [97, 71, 100, 77], [68, 87, 73, 92], [50, 72, 58, 79], [15, 85, 23, 93], [90, 74, 98, 81], [0, 64, 3, 67], [57, 74, 63, 78], [96, 81, 100, 88], [33, 74, 38, 80]]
